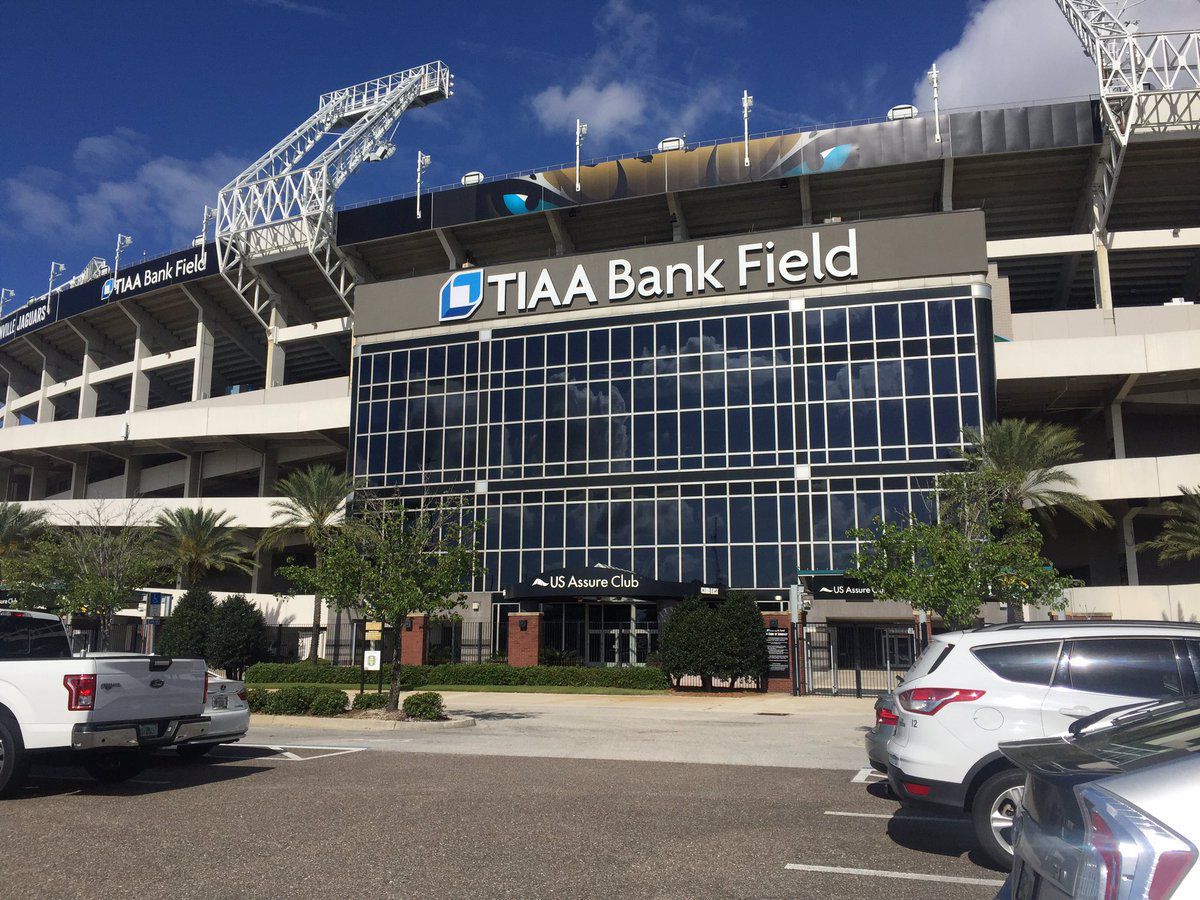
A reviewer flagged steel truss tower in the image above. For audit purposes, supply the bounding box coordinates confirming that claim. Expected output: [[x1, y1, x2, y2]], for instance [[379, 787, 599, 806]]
[[215, 62, 452, 328], [1054, 1, 1200, 230]]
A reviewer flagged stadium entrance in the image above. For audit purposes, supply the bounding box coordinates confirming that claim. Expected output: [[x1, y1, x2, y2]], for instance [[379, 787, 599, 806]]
[[501, 566, 724, 667]]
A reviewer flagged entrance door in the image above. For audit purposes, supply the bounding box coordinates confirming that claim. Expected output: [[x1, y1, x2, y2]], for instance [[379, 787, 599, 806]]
[[584, 603, 657, 667]]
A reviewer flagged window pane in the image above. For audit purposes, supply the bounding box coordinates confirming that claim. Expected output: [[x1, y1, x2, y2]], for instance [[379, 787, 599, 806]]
[[973, 642, 1061, 686], [1068, 639, 1183, 699]]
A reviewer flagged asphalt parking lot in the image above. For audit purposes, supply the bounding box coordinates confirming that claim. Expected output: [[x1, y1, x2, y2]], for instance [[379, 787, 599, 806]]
[[1, 734, 1006, 900]]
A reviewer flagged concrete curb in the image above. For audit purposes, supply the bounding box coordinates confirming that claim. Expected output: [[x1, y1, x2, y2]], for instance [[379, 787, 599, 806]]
[[252, 714, 476, 731]]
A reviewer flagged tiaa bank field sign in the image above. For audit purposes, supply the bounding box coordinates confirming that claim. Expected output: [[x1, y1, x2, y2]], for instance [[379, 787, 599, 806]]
[[355, 210, 987, 336]]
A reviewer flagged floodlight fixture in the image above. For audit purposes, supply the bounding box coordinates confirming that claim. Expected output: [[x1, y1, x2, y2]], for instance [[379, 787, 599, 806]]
[[742, 90, 754, 167], [575, 119, 588, 191], [416, 151, 432, 219], [48, 261, 66, 297], [927, 64, 943, 143], [114, 234, 134, 281]]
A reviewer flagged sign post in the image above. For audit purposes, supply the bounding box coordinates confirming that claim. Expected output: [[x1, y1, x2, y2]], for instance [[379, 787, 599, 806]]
[[364, 621, 384, 693], [788, 584, 802, 697]]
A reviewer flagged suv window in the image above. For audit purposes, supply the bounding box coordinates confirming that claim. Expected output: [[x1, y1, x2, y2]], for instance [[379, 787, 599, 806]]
[[1064, 638, 1184, 700], [901, 641, 954, 683], [0, 614, 72, 660], [972, 641, 1061, 686]]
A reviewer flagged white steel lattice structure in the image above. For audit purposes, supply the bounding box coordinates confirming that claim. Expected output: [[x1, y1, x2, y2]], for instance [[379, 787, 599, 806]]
[[216, 62, 452, 327], [1055, 1, 1200, 229]]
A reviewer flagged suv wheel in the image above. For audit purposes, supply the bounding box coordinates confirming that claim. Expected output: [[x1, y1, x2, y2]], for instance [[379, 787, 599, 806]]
[[82, 750, 148, 784], [0, 715, 28, 798], [972, 768, 1025, 869]]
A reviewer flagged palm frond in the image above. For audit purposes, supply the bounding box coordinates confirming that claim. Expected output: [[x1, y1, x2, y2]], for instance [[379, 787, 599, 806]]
[[1139, 486, 1200, 562]]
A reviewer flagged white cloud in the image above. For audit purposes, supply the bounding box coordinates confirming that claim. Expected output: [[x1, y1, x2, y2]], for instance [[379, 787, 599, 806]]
[[2, 129, 242, 268], [913, 0, 1200, 111], [534, 81, 648, 138], [73, 127, 146, 175], [529, 0, 728, 146]]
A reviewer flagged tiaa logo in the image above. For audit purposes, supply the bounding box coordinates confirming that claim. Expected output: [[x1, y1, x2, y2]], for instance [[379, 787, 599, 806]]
[[101, 278, 116, 300], [439, 269, 484, 322]]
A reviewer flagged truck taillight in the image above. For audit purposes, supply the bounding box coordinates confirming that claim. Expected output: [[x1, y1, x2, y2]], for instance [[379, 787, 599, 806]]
[[64, 673, 96, 711], [877, 707, 899, 727], [1077, 785, 1197, 900], [897, 687, 984, 715], [203, 671, 210, 704]]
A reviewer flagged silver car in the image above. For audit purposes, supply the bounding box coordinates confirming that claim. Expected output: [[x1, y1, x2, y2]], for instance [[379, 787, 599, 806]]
[[996, 696, 1200, 899], [175, 671, 250, 758], [864, 691, 896, 773]]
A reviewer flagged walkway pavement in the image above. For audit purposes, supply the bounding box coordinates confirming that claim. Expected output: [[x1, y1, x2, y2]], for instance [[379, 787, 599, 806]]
[[246, 690, 877, 770]]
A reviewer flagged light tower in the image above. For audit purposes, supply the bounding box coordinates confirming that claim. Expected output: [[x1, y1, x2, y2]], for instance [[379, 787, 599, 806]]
[[742, 90, 755, 167], [416, 151, 432, 219], [575, 118, 588, 191]]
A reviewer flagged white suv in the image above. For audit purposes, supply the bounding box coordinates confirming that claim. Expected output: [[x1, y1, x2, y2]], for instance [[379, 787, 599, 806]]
[[886, 620, 1200, 869]]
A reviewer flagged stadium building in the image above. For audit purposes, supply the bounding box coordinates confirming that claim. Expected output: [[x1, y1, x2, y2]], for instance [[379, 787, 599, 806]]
[[1, 7, 1198, 673]]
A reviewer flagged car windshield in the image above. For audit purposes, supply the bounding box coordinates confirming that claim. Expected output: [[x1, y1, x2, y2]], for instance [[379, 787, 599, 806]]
[[1073, 698, 1200, 770]]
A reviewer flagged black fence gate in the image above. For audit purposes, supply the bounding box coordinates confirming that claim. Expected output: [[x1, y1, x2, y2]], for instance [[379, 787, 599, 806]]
[[804, 622, 917, 697], [427, 620, 495, 664]]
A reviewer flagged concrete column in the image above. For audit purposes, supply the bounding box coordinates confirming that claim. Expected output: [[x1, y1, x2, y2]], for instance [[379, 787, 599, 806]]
[[1093, 233, 1114, 313], [129, 326, 151, 413], [78, 349, 101, 419], [28, 462, 49, 501], [1122, 506, 1142, 587], [183, 452, 204, 498], [251, 545, 274, 594], [70, 452, 90, 500], [3, 383, 21, 427], [400, 612, 429, 666], [507, 611, 542, 667], [192, 309, 216, 402], [799, 175, 813, 225], [36, 367, 56, 424], [121, 457, 143, 498], [266, 305, 287, 390], [0, 466, 12, 502], [257, 444, 280, 497]]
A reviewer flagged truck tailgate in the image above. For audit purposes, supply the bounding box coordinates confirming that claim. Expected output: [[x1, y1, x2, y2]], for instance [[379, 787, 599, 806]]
[[89, 657, 206, 721]]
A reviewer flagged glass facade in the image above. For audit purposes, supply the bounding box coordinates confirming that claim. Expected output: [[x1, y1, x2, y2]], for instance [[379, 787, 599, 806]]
[[352, 287, 993, 593]]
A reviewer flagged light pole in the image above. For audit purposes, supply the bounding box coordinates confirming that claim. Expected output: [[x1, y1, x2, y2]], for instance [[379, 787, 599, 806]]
[[575, 118, 588, 192], [114, 233, 133, 281], [198, 205, 215, 245], [0, 288, 13, 314], [742, 90, 754, 167], [927, 64, 943, 144], [416, 151, 431, 219], [48, 261, 65, 298]]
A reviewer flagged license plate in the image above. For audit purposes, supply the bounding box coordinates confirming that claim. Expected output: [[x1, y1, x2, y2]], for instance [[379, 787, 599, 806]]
[[212, 695, 228, 710], [138, 723, 159, 738]]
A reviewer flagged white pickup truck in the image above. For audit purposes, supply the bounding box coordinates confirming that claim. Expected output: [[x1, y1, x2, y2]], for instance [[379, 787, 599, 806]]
[[0, 608, 210, 795]]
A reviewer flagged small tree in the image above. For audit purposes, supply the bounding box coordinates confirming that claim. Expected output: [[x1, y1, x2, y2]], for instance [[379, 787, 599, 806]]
[[10, 502, 168, 650], [208, 594, 266, 679], [286, 494, 481, 711], [714, 592, 769, 687], [848, 469, 1078, 630], [0, 502, 46, 588], [154, 507, 252, 588], [156, 589, 217, 659], [659, 597, 721, 689]]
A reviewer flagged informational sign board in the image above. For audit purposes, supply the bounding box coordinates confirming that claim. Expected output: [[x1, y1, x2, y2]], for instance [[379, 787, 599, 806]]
[[363, 650, 382, 672], [808, 574, 876, 602], [765, 627, 791, 678]]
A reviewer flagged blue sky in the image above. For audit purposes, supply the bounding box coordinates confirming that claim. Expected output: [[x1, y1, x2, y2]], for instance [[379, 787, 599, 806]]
[[2, 0, 1198, 303]]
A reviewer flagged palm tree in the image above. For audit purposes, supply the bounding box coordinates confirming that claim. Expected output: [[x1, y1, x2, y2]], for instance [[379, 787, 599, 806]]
[[1139, 485, 1200, 563], [257, 464, 352, 661], [0, 502, 46, 582], [154, 507, 253, 588], [961, 419, 1114, 530]]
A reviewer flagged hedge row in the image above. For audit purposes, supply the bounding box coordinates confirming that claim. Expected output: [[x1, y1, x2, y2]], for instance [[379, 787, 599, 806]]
[[246, 685, 348, 716], [246, 661, 670, 691]]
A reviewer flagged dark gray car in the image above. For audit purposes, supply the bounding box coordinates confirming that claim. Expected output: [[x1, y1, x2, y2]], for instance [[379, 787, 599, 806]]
[[864, 691, 896, 772]]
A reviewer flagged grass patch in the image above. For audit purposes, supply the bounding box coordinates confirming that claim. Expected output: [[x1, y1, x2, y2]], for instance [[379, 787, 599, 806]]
[[419, 684, 669, 695]]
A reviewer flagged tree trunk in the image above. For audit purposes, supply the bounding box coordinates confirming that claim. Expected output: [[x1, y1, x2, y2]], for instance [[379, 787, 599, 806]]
[[98, 613, 112, 652], [387, 636, 403, 712], [1007, 601, 1026, 623], [307, 593, 322, 662]]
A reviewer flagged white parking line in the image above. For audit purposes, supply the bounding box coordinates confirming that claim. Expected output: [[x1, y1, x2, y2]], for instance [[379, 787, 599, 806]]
[[785, 863, 1005, 887], [852, 767, 888, 783], [226, 743, 367, 761], [824, 810, 970, 824]]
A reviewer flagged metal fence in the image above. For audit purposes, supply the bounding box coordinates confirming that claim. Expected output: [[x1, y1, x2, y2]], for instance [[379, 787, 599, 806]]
[[804, 623, 917, 698], [427, 620, 496, 664]]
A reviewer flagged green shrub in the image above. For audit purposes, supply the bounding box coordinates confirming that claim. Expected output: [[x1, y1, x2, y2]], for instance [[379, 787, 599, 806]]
[[352, 691, 390, 710], [246, 662, 432, 685], [539, 647, 584, 667], [156, 589, 215, 659], [421, 663, 669, 690], [247, 684, 347, 716], [402, 691, 445, 721], [714, 592, 769, 687], [659, 597, 722, 687]]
